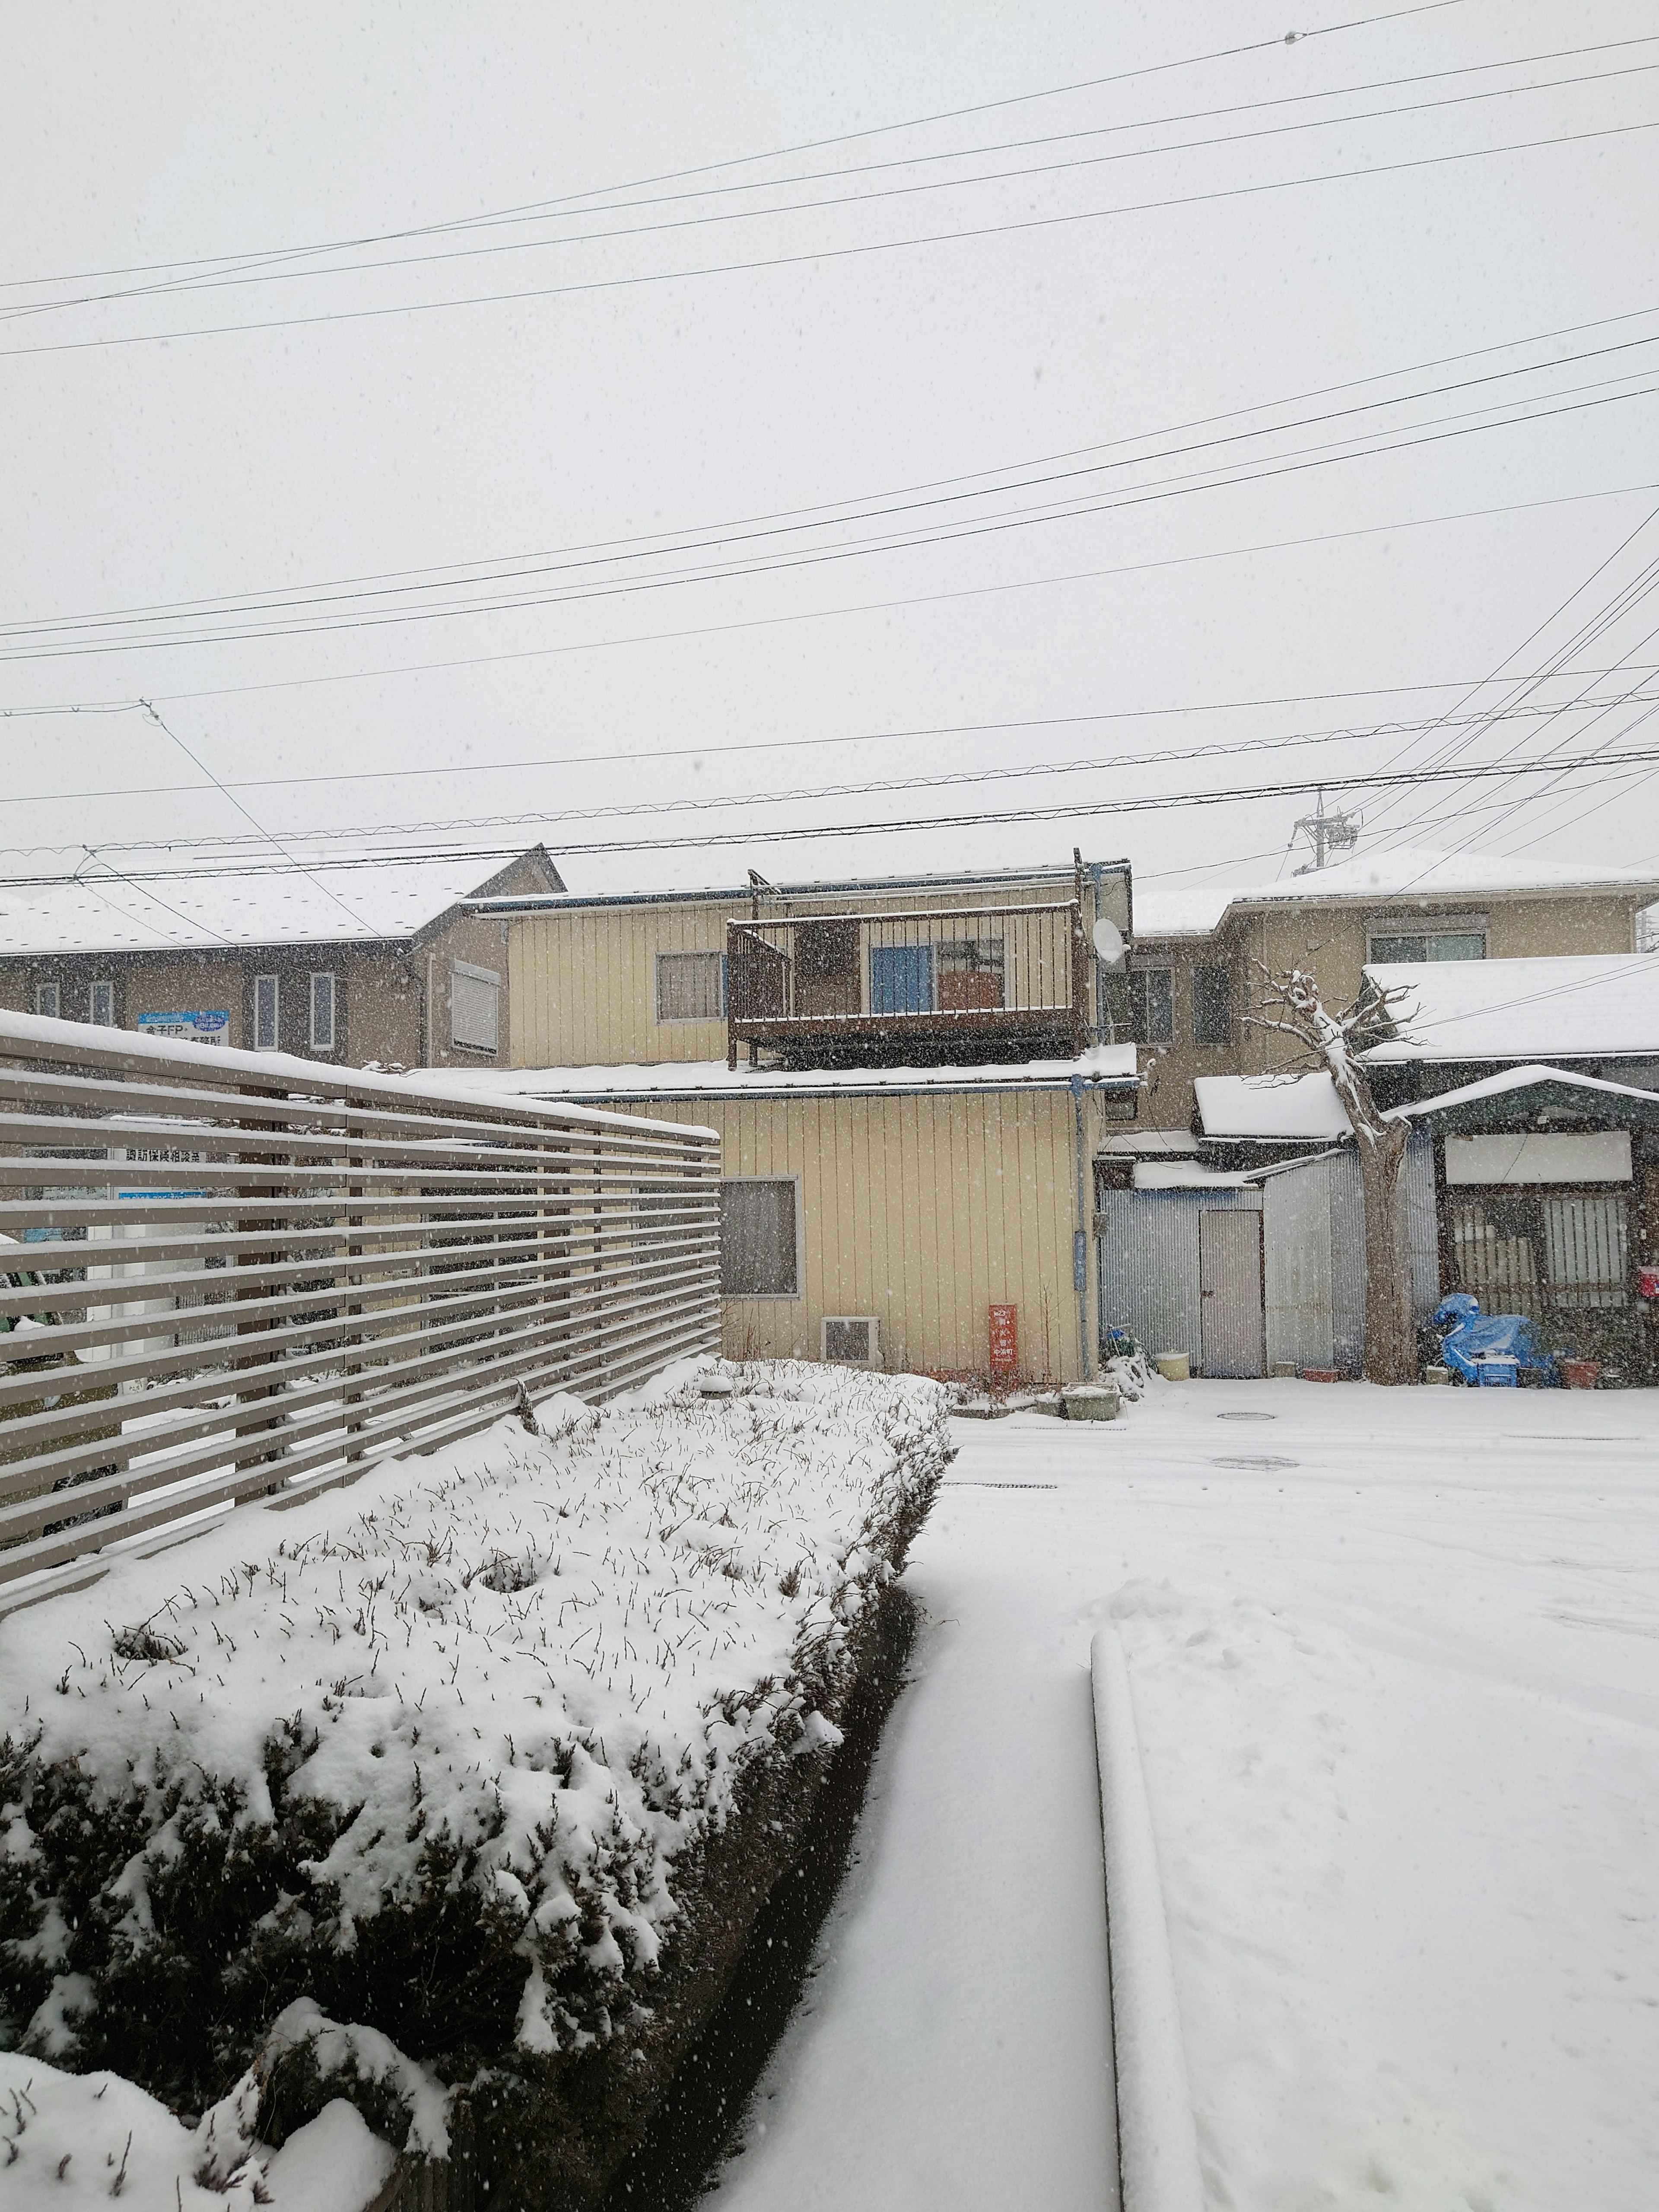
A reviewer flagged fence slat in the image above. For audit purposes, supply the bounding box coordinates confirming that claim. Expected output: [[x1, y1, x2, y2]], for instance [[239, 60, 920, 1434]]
[[0, 1013, 721, 1608]]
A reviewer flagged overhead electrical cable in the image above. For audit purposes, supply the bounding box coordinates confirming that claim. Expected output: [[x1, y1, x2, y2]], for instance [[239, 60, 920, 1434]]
[[6, 381, 1655, 665], [136, 700, 384, 938], [14, 57, 1654, 322], [10, 323, 1658, 643], [0, 0, 1481, 295], [9, 746, 1659, 890], [10, 662, 1657, 804], [13, 686, 1656, 859], [3, 113, 1648, 365], [1333, 502, 1659, 843]]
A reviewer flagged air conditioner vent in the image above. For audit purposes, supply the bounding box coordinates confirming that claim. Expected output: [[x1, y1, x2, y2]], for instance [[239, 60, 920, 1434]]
[[821, 1316, 879, 1367]]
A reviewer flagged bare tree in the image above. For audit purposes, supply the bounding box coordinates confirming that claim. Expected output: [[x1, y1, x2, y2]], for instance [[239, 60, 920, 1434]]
[[1248, 966, 1419, 1386]]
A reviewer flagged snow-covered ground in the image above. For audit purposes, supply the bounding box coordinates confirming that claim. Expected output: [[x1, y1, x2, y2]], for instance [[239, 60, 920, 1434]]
[[707, 1378, 1659, 2212]]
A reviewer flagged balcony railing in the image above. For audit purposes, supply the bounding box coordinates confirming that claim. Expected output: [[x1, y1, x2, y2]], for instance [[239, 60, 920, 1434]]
[[726, 902, 1088, 1067]]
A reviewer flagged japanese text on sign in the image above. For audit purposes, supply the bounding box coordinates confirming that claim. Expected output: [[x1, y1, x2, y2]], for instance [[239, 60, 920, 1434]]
[[988, 1303, 1018, 1373]]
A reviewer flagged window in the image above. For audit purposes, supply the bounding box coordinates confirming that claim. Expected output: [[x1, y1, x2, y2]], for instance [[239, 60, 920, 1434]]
[[89, 980, 114, 1028], [1128, 966, 1174, 1045], [34, 983, 60, 1020], [937, 938, 1005, 1012], [1193, 965, 1233, 1046], [309, 972, 337, 1052], [870, 943, 934, 1014], [451, 960, 500, 1052], [1368, 930, 1485, 963], [254, 974, 280, 1052], [656, 950, 727, 1023], [719, 1177, 800, 1297]]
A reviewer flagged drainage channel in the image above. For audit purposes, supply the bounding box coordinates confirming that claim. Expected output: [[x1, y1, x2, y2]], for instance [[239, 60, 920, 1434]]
[[600, 1589, 919, 2210]]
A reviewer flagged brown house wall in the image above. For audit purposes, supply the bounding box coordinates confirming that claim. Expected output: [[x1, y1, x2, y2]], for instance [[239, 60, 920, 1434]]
[[419, 910, 514, 1069], [1133, 891, 1651, 1128]]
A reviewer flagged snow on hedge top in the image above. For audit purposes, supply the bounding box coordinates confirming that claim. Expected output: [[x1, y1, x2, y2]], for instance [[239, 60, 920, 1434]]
[[0, 1360, 946, 2055], [0, 2049, 394, 2211]]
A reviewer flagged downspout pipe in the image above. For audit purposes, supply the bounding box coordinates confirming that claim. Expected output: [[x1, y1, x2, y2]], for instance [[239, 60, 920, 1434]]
[[1071, 1072, 1092, 1380]]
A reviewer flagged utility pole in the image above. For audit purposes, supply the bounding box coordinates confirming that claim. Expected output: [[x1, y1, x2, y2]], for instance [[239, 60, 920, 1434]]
[[1291, 788, 1360, 873]]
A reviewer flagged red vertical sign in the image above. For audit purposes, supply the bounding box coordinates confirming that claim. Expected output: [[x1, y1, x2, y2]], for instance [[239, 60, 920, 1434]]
[[988, 1303, 1018, 1374]]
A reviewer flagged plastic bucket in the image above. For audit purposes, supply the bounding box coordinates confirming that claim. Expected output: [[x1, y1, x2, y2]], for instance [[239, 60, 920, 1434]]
[[1154, 1351, 1190, 1382]]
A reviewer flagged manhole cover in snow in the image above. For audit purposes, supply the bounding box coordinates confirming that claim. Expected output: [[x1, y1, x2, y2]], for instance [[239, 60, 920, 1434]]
[[1210, 1455, 1299, 1471], [1216, 1411, 1276, 1421]]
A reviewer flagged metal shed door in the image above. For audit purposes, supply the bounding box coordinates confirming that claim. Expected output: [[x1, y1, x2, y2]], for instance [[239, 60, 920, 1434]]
[[1199, 1208, 1265, 1377]]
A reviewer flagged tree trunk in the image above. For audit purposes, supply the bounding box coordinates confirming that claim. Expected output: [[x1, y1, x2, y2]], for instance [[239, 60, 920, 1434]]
[[1357, 1117, 1416, 1386]]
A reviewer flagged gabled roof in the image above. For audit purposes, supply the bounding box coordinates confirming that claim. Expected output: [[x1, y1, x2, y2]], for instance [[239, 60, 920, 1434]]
[[1133, 847, 1659, 941], [468, 855, 1128, 916], [0, 846, 564, 958], [1362, 954, 1659, 1063], [1392, 1064, 1659, 1128]]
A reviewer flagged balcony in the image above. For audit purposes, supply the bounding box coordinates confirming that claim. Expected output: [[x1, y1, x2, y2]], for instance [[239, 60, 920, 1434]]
[[726, 903, 1089, 1068]]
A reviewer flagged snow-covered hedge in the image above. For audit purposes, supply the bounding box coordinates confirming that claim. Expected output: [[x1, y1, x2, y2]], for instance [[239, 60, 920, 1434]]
[[0, 1359, 947, 2208]]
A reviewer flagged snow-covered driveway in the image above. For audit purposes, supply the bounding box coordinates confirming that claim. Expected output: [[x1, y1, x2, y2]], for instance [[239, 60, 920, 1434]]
[[707, 1379, 1659, 2212]]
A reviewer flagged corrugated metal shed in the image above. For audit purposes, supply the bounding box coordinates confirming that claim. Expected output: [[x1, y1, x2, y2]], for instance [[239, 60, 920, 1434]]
[[1096, 1185, 1262, 1371], [1262, 1133, 1439, 1373]]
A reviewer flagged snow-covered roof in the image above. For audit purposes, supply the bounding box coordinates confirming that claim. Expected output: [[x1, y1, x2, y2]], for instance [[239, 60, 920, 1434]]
[[1193, 1071, 1353, 1140], [1132, 1160, 1255, 1189], [470, 854, 1127, 914], [442, 1044, 1138, 1103], [1363, 955, 1659, 1062], [1133, 848, 1659, 941], [1392, 1063, 1659, 1118], [0, 848, 560, 957], [1099, 1127, 1200, 1156]]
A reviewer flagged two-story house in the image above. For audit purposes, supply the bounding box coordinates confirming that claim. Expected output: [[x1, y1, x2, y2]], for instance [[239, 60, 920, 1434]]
[[1122, 846, 1659, 1138], [457, 858, 1139, 1386], [0, 847, 564, 1070]]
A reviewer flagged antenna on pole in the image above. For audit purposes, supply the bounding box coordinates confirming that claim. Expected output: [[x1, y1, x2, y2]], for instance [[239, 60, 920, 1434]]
[[1291, 788, 1360, 874]]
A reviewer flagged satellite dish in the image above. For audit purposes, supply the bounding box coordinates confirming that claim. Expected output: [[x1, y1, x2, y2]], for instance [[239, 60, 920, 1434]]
[[1092, 917, 1126, 966]]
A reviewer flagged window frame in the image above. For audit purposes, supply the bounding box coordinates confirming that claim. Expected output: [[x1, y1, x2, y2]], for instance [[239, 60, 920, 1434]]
[[33, 982, 60, 1020], [655, 949, 728, 1024], [1366, 911, 1488, 965], [254, 973, 280, 1052], [1127, 964, 1174, 1046], [89, 979, 115, 1028], [450, 959, 501, 1053], [1192, 963, 1233, 1047], [718, 1174, 803, 1300], [308, 971, 338, 1052]]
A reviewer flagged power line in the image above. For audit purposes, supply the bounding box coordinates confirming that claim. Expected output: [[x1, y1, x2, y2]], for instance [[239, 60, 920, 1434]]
[[0, 1, 1479, 294], [12, 688, 1657, 857], [10, 744, 1659, 889], [4, 113, 1648, 365], [19, 56, 1653, 323], [11, 661, 1659, 805], [12, 321, 1658, 642], [1362, 524, 1659, 854], [8, 379, 1656, 667], [136, 699, 383, 938]]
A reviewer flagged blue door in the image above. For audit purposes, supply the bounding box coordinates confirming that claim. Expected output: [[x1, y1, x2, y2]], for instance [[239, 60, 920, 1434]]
[[869, 943, 934, 1014]]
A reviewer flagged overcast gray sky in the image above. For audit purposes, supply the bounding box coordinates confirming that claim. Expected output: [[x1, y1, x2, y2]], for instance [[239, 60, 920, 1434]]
[[4, 0, 1658, 909]]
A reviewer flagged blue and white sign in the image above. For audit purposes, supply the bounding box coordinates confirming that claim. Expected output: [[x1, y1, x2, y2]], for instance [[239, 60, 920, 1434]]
[[137, 1009, 229, 1045]]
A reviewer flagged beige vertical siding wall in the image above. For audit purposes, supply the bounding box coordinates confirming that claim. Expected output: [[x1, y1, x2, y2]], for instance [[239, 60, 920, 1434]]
[[595, 1087, 1093, 1382], [1134, 890, 1653, 1126], [508, 876, 1108, 1069]]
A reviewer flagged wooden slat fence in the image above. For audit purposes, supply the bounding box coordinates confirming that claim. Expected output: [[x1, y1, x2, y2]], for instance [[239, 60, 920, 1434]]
[[0, 1011, 721, 1615]]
